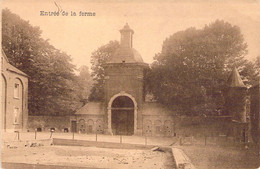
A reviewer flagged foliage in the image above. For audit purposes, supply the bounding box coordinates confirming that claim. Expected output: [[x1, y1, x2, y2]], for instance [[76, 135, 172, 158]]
[[89, 41, 120, 101], [147, 20, 257, 116], [76, 65, 92, 105], [2, 8, 87, 115]]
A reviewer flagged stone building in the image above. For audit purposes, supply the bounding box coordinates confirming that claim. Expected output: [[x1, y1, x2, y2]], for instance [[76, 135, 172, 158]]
[[249, 80, 259, 144], [73, 24, 176, 136], [224, 67, 249, 142], [73, 24, 253, 139], [1, 50, 28, 132]]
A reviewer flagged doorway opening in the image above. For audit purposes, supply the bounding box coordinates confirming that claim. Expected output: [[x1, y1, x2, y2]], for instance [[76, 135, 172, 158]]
[[111, 96, 134, 135]]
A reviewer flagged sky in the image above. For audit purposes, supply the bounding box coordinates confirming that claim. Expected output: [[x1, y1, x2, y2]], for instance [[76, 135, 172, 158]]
[[2, 0, 260, 70]]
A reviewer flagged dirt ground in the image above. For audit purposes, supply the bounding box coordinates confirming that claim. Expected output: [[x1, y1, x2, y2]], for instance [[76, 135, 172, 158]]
[[1, 145, 175, 169], [181, 145, 260, 169]]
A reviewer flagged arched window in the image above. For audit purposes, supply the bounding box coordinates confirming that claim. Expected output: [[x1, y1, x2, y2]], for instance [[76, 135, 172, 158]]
[[155, 120, 162, 135], [14, 78, 23, 100], [79, 119, 86, 133], [14, 83, 19, 99]]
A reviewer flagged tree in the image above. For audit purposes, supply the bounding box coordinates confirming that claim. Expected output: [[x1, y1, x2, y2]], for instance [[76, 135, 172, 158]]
[[75, 65, 92, 105], [2, 8, 81, 115], [148, 20, 256, 116], [89, 41, 120, 101]]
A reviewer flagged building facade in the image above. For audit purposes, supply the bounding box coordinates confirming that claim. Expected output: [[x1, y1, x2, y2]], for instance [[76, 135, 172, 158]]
[[74, 24, 176, 136], [73, 24, 252, 140], [249, 80, 259, 144], [1, 51, 28, 132]]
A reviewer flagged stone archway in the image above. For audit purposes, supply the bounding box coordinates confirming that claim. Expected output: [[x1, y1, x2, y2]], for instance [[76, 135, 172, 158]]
[[108, 92, 137, 135]]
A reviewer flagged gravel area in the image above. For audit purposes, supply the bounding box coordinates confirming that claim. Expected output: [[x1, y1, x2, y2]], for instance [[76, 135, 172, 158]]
[[2, 145, 175, 169]]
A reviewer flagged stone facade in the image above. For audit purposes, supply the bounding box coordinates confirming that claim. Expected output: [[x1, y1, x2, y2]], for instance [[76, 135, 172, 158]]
[[1, 51, 28, 132], [249, 81, 259, 144], [74, 24, 151, 135]]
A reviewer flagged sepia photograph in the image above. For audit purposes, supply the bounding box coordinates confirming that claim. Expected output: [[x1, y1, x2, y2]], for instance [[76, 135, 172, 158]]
[[1, 0, 260, 168]]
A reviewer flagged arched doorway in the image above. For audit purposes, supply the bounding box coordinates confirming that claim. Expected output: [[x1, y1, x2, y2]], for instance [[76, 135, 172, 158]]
[[111, 96, 134, 135]]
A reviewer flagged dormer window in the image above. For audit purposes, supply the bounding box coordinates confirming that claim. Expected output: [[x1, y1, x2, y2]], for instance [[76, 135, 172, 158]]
[[14, 83, 19, 99]]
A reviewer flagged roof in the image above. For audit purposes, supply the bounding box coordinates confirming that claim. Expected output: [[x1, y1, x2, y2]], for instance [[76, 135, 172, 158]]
[[109, 47, 144, 63], [142, 102, 175, 116], [75, 102, 104, 115], [120, 23, 134, 33], [108, 24, 144, 63], [2, 50, 28, 77], [226, 67, 246, 88]]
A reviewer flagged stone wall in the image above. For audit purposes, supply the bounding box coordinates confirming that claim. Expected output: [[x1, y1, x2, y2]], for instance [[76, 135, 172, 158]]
[[142, 115, 232, 137], [250, 83, 260, 143], [104, 63, 147, 131], [75, 114, 105, 134], [28, 116, 70, 132]]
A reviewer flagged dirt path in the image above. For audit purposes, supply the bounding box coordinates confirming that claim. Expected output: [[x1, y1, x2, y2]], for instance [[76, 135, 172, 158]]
[[2, 146, 175, 169]]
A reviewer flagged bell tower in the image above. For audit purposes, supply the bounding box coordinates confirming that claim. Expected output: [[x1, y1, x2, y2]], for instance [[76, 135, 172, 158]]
[[104, 24, 148, 135], [120, 23, 134, 48]]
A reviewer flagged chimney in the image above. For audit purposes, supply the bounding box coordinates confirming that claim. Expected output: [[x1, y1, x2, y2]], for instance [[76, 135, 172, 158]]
[[120, 23, 134, 48]]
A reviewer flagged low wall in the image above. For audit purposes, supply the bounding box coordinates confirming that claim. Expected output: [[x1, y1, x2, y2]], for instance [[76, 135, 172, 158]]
[[53, 138, 156, 150], [28, 115, 233, 137], [142, 115, 232, 137], [174, 116, 232, 137], [28, 116, 70, 132]]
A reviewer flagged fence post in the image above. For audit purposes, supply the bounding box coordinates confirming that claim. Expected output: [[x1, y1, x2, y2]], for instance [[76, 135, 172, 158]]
[[96, 131, 97, 142], [50, 131, 53, 139], [35, 129, 37, 140], [72, 131, 74, 140], [120, 135, 122, 144]]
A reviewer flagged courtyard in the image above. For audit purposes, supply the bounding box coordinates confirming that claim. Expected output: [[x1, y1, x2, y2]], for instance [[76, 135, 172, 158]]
[[2, 145, 174, 169], [1, 132, 260, 169]]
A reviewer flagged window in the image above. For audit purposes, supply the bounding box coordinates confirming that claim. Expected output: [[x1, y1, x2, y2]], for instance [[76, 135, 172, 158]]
[[14, 108, 19, 124], [14, 83, 19, 98]]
